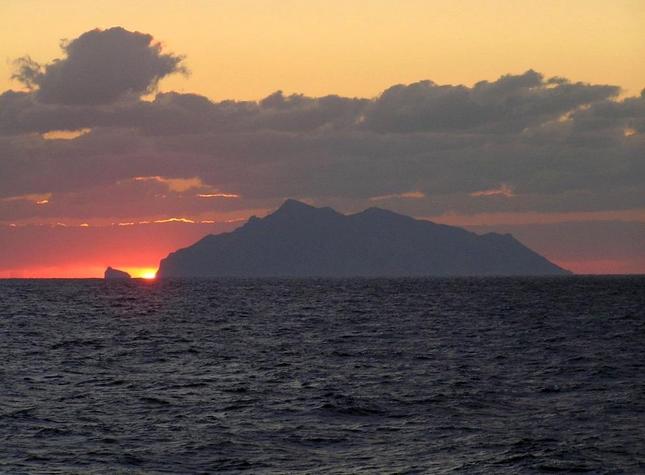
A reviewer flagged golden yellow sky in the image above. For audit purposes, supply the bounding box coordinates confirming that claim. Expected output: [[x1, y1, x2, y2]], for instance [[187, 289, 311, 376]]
[[1, 0, 643, 100]]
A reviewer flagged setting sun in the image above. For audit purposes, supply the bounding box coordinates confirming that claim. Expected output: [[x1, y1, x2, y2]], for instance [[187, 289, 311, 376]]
[[121, 267, 158, 279]]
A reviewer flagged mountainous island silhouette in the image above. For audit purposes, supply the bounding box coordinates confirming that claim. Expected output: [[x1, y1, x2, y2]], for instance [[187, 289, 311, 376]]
[[157, 199, 570, 277]]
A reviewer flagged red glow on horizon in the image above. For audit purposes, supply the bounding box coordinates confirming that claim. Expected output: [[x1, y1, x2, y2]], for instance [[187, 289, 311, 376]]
[[0, 265, 159, 279], [0, 219, 241, 279], [2, 260, 641, 278]]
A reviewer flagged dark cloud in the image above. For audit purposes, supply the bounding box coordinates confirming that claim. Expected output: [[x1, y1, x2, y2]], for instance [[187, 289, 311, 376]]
[[364, 70, 620, 133], [1, 69, 625, 138], [12, 27, 185, 105], [0, 89, 365, 136], [570, 90, 645, 135], [1, 27, 643, 223]]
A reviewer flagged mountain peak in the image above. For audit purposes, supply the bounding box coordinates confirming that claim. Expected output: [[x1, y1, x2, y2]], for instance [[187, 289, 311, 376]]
[[271, 199, 339, 219], [357, 206, 408, 218], [276, 199, 315, 213]]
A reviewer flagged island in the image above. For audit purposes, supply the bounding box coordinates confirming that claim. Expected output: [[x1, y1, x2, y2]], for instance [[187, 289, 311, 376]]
[[104, 267, 131, 280], [157, 199, 571, 277]]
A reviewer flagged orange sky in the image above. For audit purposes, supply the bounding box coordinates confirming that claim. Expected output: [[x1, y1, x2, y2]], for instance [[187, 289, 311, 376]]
[[0, 221, 239, 279], [1, 0, 644, 99]]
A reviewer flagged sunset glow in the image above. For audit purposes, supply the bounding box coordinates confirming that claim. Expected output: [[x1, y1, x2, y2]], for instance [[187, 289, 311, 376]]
[[116, 267, 159, 279], [2, 1, 643, 99], [0, 1, 643, 276]]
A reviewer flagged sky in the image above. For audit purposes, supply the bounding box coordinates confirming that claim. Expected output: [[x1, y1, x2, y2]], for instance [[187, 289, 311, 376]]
[[0, 0, 644, 277]]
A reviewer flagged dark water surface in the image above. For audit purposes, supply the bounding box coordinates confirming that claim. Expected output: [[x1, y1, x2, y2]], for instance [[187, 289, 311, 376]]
[[1, 277, 644, 473]]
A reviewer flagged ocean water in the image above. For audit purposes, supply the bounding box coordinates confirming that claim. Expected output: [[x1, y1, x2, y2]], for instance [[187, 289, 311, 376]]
[[1, 277, 644, 474]]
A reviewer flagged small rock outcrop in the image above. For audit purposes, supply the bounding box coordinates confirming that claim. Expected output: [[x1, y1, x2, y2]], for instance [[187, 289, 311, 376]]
[[104, 267, 131, 280]]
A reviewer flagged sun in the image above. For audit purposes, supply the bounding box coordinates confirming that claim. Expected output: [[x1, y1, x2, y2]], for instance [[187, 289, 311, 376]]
[[121, 266, 158, 279]]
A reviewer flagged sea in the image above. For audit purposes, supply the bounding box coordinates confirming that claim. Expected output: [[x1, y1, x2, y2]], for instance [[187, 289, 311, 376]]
[[1, 277, 644, 474]]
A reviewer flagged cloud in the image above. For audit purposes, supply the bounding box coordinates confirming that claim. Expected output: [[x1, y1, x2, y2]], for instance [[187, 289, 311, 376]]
[[132, 176, 205, 192], [197, 193, 240, 198], [569, 88, 645, 135], [0, 174, 247, 222], [12, 27, 185, 105], [368, 192, 426, 202], [363, 70, 620, 133], [1, 27, 644, 225], [0, 67, 631, 138], [470, 184, 515, 198]]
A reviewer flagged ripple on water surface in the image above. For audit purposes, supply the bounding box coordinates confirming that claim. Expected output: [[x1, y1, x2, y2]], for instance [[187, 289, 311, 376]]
[[1, 276, 644, 473]]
